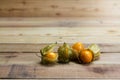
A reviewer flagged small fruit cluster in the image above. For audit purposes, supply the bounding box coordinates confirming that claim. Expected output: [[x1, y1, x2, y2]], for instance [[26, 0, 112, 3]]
[[39, 42, 100, 64]]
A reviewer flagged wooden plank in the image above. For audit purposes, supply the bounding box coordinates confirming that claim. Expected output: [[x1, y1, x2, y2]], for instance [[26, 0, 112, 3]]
[[0, 64, 120, 79], [0, 0, 120, 17], [0, 27, 120, 37], [0, 42, 120, 53], [0, 18, 120, 27], [0, 53, 40, 65], [0, 27, 119, 52], [0, 53, 120, 65]]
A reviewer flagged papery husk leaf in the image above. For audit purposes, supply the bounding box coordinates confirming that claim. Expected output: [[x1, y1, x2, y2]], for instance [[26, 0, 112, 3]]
[[40, 42, 57, 56], [88, 44, 101, 61]]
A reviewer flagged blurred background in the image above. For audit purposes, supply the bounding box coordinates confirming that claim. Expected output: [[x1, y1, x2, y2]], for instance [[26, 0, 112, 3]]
[[0, 0, 120, 17], [0, 0, 120, 79], [0, 0, 120, 52]]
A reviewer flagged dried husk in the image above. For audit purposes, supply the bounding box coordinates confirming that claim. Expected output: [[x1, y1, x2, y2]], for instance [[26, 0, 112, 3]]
[[88, 44, 101, 60]]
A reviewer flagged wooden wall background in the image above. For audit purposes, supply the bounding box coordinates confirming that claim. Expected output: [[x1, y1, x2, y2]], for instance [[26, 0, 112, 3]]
[[0, 0, 120, 17]]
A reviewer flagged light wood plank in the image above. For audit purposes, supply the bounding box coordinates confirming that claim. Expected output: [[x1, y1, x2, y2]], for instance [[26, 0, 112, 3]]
[[0, 64, 120, 79], [0, 40, 119, 53], [0, 53, 120, 65], [0, 53, 40, 65], [0, 42, 120, 53], [0, 27, 119, 52], [0, 27, 119, 43], [0, 0, 120, 17], [0, 36, 120, 44], [0, 18, 120, 27], [0, 27, 120, 37]]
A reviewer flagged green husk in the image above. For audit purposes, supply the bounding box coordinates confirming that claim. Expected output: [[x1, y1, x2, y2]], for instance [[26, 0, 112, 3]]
[[40, 42, 57, 56], [58, 43, 73, 63], [40, 43, 57, 64]]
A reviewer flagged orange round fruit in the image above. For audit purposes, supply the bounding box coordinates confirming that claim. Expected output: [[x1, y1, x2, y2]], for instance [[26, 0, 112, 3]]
[[79, 49, 93, 63], [45, 52, 58, 62], [72, 42, 85, 53]]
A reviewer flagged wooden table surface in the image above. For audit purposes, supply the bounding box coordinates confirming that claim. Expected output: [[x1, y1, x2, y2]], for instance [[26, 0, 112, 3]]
[[0, 0, 120, 79], [0, 17, 120, 80]]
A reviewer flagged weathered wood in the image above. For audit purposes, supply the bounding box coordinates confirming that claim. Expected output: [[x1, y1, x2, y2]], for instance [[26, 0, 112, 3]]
[[0, 53, 40, 65], [0, 26, 119, 52], [0, 0, 120, 17], [0, 18, 120, 27], [0, 27, 120, 36], [0, 53, 120, 65], [1, 52, 120, 79], [0, 64, 120, 79], [0, 42, 120, 53]]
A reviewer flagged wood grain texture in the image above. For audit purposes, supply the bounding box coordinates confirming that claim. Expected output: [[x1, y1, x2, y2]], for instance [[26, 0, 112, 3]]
[[0, 64, 120, 79], [0, 0, 120, 17], [0, 27, 120, 36], [1, 53, 120, 79], [0, 53, 120, 65], [0, 0, 120, 79], [0, 18, 120, 27], [0, 26, 119, 52], [0, 43, 120, 53]]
